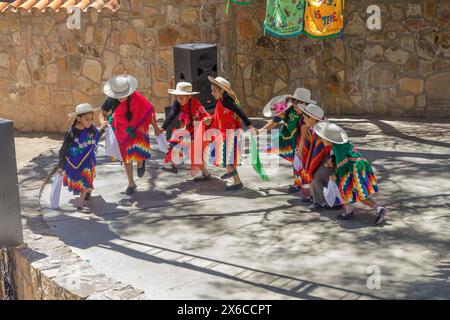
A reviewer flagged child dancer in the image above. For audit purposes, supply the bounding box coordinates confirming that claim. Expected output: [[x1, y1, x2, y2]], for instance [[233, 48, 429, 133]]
[[100, 74, 162, 195], [59, 103, 107, 213], [204, 76, 258, 191], [313, 121, 386, 225], [160, 82, 212, 180], [262, 88, 316, 194], [296, 103, 330, 207]]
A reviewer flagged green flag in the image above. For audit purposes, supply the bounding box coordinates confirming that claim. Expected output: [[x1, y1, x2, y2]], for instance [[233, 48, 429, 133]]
[[250, 134, 270, 182]]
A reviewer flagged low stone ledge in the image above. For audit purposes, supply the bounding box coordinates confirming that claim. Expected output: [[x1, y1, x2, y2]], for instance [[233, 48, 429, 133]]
[[9, 149, 148, 300]]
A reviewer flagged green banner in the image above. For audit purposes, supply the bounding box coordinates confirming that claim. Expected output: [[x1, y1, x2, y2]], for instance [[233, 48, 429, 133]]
[[264, 0, 306, 38]]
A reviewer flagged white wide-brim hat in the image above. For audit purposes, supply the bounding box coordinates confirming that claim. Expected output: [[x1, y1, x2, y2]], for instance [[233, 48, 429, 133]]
[[300, 103, 327, 121], [168, 81, 200, 95], [314, 121, 348, 144], [263, 94, 290, 117], [68, 103, 100, 119], [208, 76, 239, 102], [103, 74, 138, 99], [286, 87, 316, 104]]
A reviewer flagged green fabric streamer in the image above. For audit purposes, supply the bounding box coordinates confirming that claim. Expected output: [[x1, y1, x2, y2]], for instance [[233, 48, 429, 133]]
[[226, 0, 231, 15], [250, 134, 270, 182]]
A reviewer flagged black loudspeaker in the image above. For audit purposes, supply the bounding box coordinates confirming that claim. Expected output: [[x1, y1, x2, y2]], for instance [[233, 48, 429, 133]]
[[173, 44, 218, 111]]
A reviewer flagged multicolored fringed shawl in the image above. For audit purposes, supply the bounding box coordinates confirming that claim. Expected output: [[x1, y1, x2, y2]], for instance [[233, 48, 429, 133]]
[[333, 142, 379, 204], [301, 127, 331, 184], [205, 98, 243, 168], [63, 126, 100, 195], [112, 91, 154, 163], [165, 98, 211, 173]]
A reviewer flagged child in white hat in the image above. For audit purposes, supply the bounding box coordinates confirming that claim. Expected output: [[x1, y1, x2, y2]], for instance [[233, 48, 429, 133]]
[[313, 122, 386, 225], [262, 88, 317, 194], [59, 103, 108, 213]]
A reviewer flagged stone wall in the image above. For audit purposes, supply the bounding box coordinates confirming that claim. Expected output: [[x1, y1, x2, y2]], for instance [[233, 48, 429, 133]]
[[228, 0, 450, 118], [1, 0, 449, 133], [0, 0, 230, 132]]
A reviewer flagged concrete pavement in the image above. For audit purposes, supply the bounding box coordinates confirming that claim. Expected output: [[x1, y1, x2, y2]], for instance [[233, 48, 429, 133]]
[[36, 117, 450, 299]]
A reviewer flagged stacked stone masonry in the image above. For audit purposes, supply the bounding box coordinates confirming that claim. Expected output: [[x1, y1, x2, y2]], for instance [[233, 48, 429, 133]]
[[0, 0, 449, 133]]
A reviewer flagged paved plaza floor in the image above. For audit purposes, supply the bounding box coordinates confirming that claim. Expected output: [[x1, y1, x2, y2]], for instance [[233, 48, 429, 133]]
[[34, 118, 450, 299]]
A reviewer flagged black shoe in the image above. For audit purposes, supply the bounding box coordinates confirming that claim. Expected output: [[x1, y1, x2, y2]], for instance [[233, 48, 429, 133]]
[[85, 192, 91, 201], [337, 211, 354, 220], [193, 174, 212, 182], [225, 182, 243, 191], [137, 160, 146, 178], [288, 185, 302, 194], [300, 197, 313, 203], [161, 165, 178, 174], [125, 185, 137, 195], [77, 206, 91, 214], [375, 206, 386, 225], [221, 169, 238, 180], [309, 203, 328, 210]]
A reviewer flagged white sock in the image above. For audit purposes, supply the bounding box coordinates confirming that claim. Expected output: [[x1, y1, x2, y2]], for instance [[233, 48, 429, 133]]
[[344, 205, 353, 214]]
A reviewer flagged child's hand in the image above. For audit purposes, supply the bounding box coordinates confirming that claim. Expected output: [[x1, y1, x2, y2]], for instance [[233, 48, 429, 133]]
[[100, 121, 109, 130], [330, 175, 337, 182], [154, 126, 163, 136], [203, 118, 212, 126], [324, 157, 333, 168]]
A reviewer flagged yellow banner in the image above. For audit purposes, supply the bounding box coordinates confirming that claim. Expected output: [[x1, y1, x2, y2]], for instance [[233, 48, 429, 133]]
[[304, 0, 344, 38]]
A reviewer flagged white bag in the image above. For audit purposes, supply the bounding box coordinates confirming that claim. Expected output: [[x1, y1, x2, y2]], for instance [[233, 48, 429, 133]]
[[105, 125, 123, 161], [323, 179, 344, 208], [293, 155, 303, 171], [156, 133, 170, 154], [50, 173, 63, 209]]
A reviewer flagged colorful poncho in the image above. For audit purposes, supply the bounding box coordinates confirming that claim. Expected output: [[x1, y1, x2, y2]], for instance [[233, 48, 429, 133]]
[[206, 98, 243, 168], [165, 98, 211, 174], [268, 107, 303, 163], [300, 127, 331, 184], [112, 91, 154, 163], [63, 126, 101, 196], [333, 142, 379, 204]]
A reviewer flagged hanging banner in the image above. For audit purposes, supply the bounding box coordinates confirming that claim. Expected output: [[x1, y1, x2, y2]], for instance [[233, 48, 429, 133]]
[[264, 0, 306, 38], [226, 0, 251, 15], [304, 0, 345, 38]]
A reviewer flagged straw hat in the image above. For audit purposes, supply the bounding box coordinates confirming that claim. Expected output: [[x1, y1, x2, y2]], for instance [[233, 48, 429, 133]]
[[68, 103, 100, 119], [300, 103, 327, 121], [103, 74, 138, 100], [168, 82, 200, 95], [313, 121, 348, 144], [208, 76, 239, 103], [263, 94, 291, 117], [286, 88, 316, 104]]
